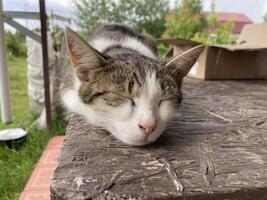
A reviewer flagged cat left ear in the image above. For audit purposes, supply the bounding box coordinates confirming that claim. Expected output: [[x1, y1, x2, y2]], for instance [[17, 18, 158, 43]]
[[65, 28, 107, 81], [163, 44, 205, 78]]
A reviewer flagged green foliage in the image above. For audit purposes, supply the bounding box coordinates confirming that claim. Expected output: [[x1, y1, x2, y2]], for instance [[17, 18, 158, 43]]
[[192, 7, 237, 45], [0, 57, 66, 200], [74, 0, 169, 38], [163, 0, 207, 39], [5, 31, 27, 57], [157, 43, 172, 58], [163, 0, 237, 45]]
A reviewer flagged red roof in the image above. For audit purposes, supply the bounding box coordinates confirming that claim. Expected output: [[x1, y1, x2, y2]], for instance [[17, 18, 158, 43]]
[[206, 12, 253, 34], [211, 12, 253, 23]]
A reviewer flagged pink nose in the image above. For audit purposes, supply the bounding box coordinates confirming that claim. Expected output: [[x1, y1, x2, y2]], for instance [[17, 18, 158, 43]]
[[139, 122, 156, 136]]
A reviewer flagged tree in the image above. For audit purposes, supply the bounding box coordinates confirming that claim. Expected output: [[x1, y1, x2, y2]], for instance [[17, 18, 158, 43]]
[[163, 0, 207, 39], [192, 2, 237, 45], [74, 0, 169, 38], [5, 31, 27, 58], [193, 17, 237, 45]]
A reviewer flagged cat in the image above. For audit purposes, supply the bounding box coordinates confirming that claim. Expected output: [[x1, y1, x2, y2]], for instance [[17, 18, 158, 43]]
[[62, 24, 204, 146]]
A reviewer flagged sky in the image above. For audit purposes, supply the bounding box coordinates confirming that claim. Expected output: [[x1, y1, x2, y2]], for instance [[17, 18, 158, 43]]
[[2, 0, 267, 31], [201, 0, 267, 22], [2, 0, 74, 30], [3, 0, 72, 15]]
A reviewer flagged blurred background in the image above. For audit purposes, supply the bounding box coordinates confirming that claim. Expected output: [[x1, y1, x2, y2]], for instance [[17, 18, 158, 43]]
[[1, 0, 267, 199]]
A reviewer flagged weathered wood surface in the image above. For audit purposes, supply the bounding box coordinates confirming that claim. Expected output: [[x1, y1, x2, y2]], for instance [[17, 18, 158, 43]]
[[51, 78, 267, 200]]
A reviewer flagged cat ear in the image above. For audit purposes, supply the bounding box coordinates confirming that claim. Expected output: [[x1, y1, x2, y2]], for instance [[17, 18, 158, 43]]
[[163, 44, 205, 78], [65, 28, 106, 81]]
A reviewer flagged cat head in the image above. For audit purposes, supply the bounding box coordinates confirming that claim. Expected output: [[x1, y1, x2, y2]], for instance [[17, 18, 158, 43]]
[[63, 28, 204, 146]]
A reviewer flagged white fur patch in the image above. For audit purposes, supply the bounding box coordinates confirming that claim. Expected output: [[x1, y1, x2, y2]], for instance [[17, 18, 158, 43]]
[[89, 37, 156, 59], [62, 72, 177, 146], [111, 72, 177, 145]]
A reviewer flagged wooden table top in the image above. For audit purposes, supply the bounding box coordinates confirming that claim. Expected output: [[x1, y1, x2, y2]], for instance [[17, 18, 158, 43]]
[[51, 78, 267, 200]]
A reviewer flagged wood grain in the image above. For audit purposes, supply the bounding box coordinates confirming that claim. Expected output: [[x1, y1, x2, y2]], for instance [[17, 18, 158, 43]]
[[51, 78, 267, 200]]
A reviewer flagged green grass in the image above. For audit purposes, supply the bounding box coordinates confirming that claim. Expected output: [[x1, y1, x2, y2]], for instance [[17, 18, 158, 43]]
[[0, 57, 66, 200]]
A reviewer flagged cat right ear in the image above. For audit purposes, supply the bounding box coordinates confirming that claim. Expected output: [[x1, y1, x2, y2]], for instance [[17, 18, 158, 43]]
[[65, 28, 106, 81], [163, 44, 204, 78]]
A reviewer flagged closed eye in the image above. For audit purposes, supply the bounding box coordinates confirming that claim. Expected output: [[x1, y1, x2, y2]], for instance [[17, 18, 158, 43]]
[[110, 91, 135, 107], [92, 91, 106, 99], [109, 91, 134, 101], [131, 99, 135, 107], [110, 91, 130, 100], [92, 91, 128, 101], [158, 98, 177, 107]]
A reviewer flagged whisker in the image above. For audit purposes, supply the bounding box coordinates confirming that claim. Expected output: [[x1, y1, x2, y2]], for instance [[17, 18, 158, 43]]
[[161, 49, 202, 84], [161, 56, 192, 84]]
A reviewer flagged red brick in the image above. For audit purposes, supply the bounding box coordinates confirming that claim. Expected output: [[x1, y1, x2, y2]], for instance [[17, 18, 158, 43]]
[[46, 136, 64, 149], [24, 165, 56, 191], [38, 148, 60, 166], [21, 136, 63, 198], [19, 190, 50, 200]]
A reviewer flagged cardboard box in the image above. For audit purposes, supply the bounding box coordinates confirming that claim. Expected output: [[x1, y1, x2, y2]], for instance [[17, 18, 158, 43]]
[[158, 23, 267, 80]]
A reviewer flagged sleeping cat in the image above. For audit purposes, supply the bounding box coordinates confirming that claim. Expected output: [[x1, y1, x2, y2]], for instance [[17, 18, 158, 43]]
[[63, 24, 204, 146]]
